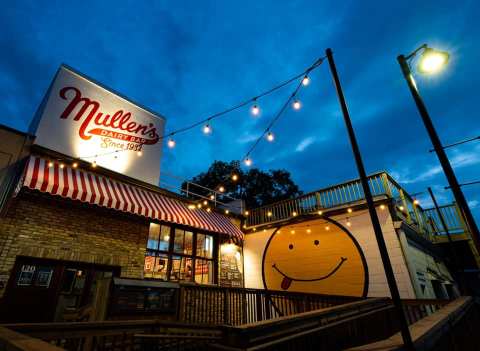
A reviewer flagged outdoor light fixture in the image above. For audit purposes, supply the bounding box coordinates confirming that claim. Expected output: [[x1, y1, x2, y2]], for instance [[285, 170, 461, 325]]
[[267, 211, 272, 217], [72, 162, 78, 168], [292, 99, 302, 110], [418, 47, 449, 74], [266, 132, 274, 142], [232, 174, 238, 181], [244, 158, 252, 166], [380, 204, 386, 210], [302, 75, 310, 86], [244, 210, 249, 216], [413, 199, 420, 205], [347, 208, 353, 213], [218, 186, 225, 193], [225, 209, 229, 214], [91, 161, 97, 168], [209, 195, 215, 200], [292, 211, 297, 217], [167, 138, 176, 148], [203, 123, 212, 134], [48, 161, 54, 167], [318, 210, 323, 215], [59, 163, 65, 169]]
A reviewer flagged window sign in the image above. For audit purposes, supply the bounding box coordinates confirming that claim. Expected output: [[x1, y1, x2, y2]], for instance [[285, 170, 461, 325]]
[[35, 266, 53, 288], [17, 265, 36, 286]]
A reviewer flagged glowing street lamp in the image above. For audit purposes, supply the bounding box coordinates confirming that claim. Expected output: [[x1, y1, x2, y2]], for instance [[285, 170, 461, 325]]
[[417, 48, 449, 74]]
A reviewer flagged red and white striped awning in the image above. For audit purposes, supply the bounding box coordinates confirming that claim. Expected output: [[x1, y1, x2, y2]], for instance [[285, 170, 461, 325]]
[[21, 156, 243, 241]]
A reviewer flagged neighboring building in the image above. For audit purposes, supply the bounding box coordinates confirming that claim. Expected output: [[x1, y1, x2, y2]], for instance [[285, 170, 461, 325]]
[[242, 173, 478, 300]]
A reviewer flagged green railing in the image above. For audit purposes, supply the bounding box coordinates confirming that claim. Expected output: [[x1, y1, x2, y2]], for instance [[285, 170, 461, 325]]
[[245, 172, 469, 241]]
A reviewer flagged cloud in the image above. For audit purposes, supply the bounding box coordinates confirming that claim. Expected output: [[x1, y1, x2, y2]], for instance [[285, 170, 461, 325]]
[[295, 137, 315, 152], [469, 200, 479, 209]]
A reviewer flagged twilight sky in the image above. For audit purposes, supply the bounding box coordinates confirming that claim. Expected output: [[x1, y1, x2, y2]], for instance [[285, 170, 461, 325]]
[[1, 1, 479, 220]]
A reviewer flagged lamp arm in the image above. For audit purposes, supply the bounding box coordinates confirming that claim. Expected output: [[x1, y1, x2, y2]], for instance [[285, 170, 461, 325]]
[[405, 43, 428, 60]]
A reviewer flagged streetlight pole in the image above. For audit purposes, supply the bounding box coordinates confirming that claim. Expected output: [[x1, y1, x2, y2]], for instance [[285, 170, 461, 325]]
[[397, 52, 480, 258], [326, 48, 414, 350]]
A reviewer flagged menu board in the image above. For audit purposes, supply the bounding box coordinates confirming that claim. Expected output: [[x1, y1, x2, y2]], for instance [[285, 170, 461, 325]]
[[219, 247, 243, 288], [109, 278, 179, 315]]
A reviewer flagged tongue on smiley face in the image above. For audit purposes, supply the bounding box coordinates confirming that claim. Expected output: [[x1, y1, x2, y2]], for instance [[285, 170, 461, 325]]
[[281, 276, 292, 290]]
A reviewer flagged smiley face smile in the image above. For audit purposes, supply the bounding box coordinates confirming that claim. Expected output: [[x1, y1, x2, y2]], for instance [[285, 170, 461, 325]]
[[272, 257, 347, 290]]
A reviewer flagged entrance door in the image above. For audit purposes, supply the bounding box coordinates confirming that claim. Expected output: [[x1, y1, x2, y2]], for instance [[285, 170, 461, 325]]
[[2, 256, 120, 323]]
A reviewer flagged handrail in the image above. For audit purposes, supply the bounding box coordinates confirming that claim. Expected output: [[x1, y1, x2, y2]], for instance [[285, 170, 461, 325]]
[[244, 171, 470, 243]]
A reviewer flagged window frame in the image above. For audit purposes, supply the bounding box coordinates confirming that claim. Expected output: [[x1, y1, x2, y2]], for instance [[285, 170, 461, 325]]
[[145, 222, 218, 285]]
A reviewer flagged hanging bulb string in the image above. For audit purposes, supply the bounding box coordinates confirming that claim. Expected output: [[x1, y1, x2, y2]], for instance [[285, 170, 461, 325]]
[[161, 56, 325, 140], [244, 74, 306, 160]]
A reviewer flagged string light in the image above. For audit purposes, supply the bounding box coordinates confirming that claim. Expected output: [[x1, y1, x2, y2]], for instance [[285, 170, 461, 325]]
[[72, 162, 78, 168], [380, 204, 386, 210], [232, 174, 238, 181], [347, 208, 353, 213], [244, 211, 249, 216], [197, 203, 202, 208], [267, 211, 272, 217], [137, 151, 143, 156], [302, 76, 310, 86], [266, 132, 274, 142], [188, 204, 196, 210], [244, 158, 252, 167], [251, 101, 260, 116], [413, 199, 420, 205], [292, 211, 298, 217], [346, 218, 352, 227], [209, 195, 215, 200], [292, 99, 302, 110], [306, 228, 312, 234], [48, 161, 53, 168], [399, 205, 405, 211], [325, 225, 330, 231], [203, 123, 212, 134], [225, 209, 229, 214], [92, 161, 97, 168], [290, 230, 295, 234], [59, 163, 65, 169], [318, 210, 323, 215], [218, 186, 225, 193], [167, 138, 176, 148], [206, 208, 211, 212]]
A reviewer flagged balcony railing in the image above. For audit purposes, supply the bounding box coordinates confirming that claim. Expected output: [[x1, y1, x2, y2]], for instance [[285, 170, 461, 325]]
[[244, 172, 469, 242]]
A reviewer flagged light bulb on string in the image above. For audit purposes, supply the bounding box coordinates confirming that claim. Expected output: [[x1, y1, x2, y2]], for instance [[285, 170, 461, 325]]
[[218, 186, 225, 193], [48, 161, 54, 168], [137, 151, 143, 157], [266, 132, 274, 142], [92, 160, 97, 168], [251, 100, 260, 116], [72, 162, 78, 169], [244, 157, 252, 167], [167, 138, 176, 148], [203, 123, 212, 135], [302, 76, 310, 86], [232, 174, 238, 181], [292, 99, 302, 110]]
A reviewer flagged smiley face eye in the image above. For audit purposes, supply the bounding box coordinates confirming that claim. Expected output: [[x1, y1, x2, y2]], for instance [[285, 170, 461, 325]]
[[314, 240, 319, 246], [288, 244, 294, 250]]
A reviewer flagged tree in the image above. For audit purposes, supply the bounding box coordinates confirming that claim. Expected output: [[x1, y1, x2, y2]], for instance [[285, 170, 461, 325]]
[[182, 160, 302, 208]]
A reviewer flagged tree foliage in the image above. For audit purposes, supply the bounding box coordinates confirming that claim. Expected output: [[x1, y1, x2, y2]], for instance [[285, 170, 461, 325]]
[[182, 160, 302, 208]]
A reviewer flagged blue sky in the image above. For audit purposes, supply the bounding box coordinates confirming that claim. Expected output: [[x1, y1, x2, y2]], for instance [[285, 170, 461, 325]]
[[1, 0, 479, 220]]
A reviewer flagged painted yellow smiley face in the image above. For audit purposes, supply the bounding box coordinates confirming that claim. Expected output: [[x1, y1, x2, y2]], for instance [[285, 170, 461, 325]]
[[262, 218, 368, 297]]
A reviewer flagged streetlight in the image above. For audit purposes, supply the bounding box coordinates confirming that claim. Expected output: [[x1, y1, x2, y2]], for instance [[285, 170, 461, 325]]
[[397, 44, 480, 262], [326, 48, 414, 350]]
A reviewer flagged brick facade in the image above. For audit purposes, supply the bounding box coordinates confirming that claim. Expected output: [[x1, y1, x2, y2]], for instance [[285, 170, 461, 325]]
[[0, 189, 150, 297]]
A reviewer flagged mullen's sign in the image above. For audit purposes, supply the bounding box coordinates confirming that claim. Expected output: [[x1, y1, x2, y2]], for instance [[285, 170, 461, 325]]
[[31, 65, 165, 185]]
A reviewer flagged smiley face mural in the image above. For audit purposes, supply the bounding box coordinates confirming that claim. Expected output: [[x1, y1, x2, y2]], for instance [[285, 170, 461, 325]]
[[262, 218, 368, 297]]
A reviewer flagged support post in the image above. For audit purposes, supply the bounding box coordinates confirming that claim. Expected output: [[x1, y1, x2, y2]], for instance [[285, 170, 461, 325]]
[[326, 48, 414, 350]]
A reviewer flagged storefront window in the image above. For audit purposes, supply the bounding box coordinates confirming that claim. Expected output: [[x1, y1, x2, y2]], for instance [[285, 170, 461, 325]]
[[144, 223, 216, 284]]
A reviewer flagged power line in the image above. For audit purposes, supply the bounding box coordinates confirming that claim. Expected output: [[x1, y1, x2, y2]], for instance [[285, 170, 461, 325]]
[[445, 180, 480, 189], [429, 135, 480, 152]]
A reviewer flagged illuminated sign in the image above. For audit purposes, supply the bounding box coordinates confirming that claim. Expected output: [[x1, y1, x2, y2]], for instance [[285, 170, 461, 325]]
[[31, 65, 165, 185]]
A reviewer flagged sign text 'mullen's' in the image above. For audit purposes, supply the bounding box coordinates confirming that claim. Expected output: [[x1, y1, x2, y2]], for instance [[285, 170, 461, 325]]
[[59, 86, 160, 145]]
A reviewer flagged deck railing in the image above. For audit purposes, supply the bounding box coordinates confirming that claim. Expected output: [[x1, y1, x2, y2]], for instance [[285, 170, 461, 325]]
[[245, 172, 469, 242], [179, 284, 361, 326]]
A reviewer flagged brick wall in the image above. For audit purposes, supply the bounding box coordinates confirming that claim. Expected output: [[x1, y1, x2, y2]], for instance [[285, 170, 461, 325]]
[[0, 189, 149, 297]]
